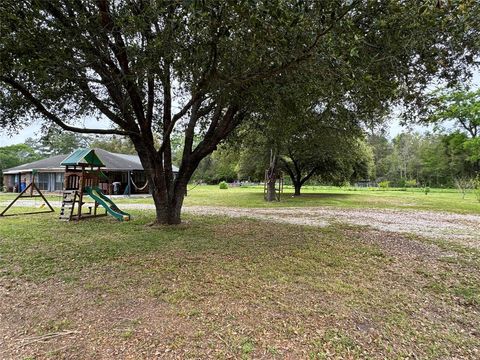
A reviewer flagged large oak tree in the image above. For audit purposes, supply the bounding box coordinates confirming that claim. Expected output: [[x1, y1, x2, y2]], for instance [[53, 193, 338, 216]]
[[281, 128, 374, 196], [1, 0, 478, 223]]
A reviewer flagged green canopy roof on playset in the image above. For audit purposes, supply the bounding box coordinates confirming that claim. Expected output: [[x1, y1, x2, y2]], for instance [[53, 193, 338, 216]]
[[60, 149, 105, 167]]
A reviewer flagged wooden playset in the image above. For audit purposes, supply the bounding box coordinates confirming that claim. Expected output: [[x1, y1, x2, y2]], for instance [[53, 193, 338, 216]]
[[59, 149, 130, 221], [1, 149, 130, 222]]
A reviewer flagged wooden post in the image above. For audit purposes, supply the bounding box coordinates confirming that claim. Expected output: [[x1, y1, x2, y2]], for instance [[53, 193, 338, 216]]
[[64, 167, 68, 189], [0, 183, 31, 216], [77, 166, 85, 220], [95, 168, 99, 217], [127, 171, 132, 197], [29, 173, 34, 196]]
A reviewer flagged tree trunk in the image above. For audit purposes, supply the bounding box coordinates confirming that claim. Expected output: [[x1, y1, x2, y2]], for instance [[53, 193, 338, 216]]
[[150, 181, 185, 225], [133, 141, 188, 225], [266, 175, 277, 201], [129, 98, 242, 224], [293, 182, 301, 196], [265, 149, 278, 202]]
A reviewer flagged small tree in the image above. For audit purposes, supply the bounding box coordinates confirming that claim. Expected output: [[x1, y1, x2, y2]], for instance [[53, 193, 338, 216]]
[[405, 179, 417, 188], [454, 177, 473, 199], [281, 135, 374, 196], [425, 89, 480, 172], [378, 180, 390, 189], [426, 89, 480, 139], [473, 175, 480, 202]]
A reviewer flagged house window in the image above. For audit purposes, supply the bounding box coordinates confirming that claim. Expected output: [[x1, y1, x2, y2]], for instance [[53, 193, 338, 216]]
[[36, 173, 49, 190], [55, 173, 64, 191]]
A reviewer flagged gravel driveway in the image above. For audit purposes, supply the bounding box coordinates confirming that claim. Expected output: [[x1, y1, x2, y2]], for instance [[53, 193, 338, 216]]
[[119, 203, 480, 249], [182, 206, 480, 249]]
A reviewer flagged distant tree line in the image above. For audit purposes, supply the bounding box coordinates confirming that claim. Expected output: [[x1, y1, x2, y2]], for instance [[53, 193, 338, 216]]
[[0, 128, 476, 191], [369, 131, 477, 188]]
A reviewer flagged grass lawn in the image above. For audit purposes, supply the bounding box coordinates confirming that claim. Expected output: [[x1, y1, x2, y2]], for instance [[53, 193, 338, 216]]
[[1, 210, 479, 358], [1, 185, 480, 214]]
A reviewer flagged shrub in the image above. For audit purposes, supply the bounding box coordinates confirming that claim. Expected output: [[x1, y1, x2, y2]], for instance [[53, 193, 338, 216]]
[[378, 180, 390, 189], [219, 181, 228, 189], [405, 179, 417, 188], [396, 178, 406, 188]]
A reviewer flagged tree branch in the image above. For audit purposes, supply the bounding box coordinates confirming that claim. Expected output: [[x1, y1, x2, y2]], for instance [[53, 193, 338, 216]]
[[280, 157, 297, 185], [290, 150, 303, 182], [1, 76, 130, 135], [158, 93, 205, 154], [43, 1, 139, 133], [97, 0, 147, 127], [76, 71, 133, 130], [191, 105, 243, 162], [300, 167, 318, 185]]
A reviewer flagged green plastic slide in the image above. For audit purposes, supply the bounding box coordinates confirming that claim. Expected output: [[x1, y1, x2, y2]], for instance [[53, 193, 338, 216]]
[[84, 186, 131, 221]]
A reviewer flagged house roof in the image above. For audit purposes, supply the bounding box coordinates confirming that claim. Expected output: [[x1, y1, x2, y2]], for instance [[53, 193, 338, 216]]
[[60, 148, 105, 167], [2, 154, 67, 174], [3, 148, 179, 174]]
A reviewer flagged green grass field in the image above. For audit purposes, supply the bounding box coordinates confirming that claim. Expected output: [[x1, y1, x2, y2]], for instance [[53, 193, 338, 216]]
[[2, 185, 479, 214], [1, 186, 479, 358]]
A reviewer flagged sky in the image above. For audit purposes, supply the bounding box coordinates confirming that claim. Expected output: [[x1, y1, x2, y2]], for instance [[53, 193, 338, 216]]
[[1, 71, 479, 147]]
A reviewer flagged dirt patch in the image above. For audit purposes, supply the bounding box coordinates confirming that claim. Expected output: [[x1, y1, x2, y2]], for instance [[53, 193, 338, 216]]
[[0, 274, 199, 359], [343, 227, 454, 260]]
